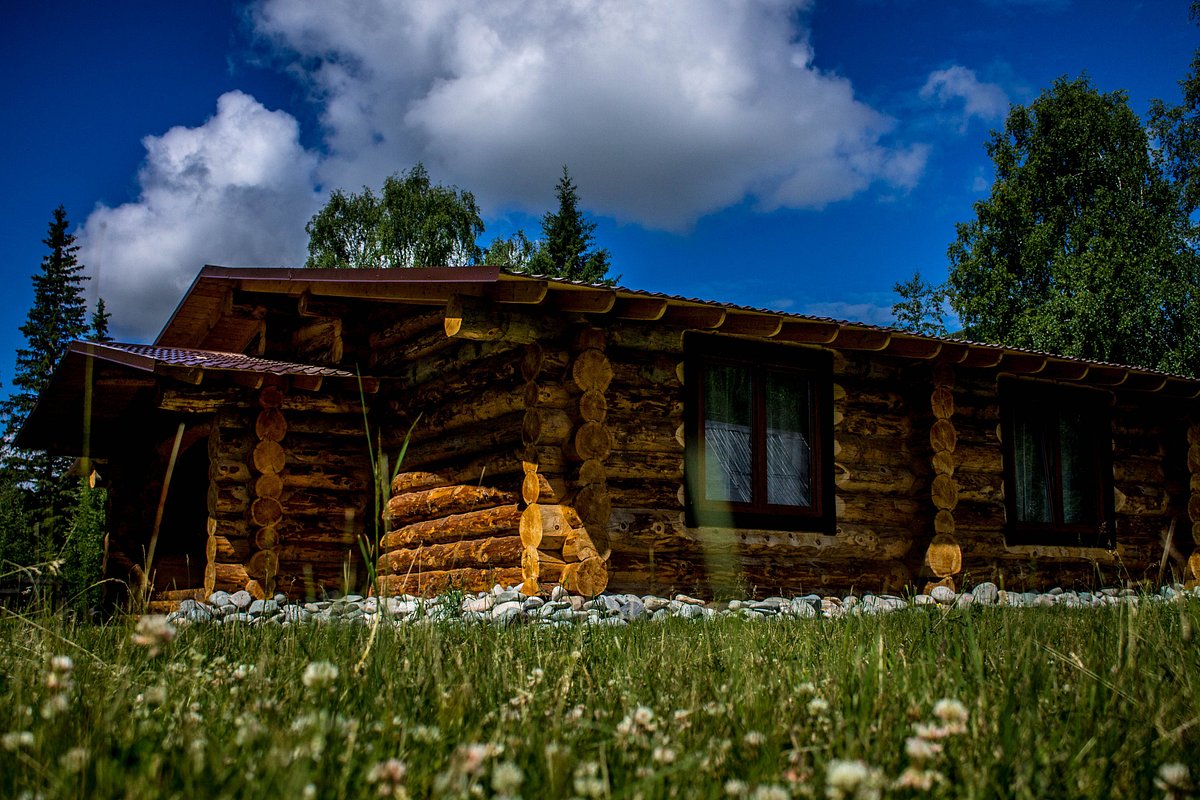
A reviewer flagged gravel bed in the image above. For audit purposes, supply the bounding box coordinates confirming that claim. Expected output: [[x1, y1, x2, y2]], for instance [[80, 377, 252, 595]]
[[166, 582, 1200, 628]]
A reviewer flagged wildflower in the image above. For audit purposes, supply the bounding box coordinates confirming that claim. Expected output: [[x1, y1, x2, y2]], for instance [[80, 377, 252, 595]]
[[797, 681, 817, 695], [60, 747, 89, 774], [751, 786, 791, 800], [912, 722, 951, 741], [743, 730, 766, 748], [895, 767, 944, 791], [367, 758, 409, 799], [931, 699, 969, 733], [1155, 763, 1193, 799], [491, 761, 524, 795], [652, 746, 677, 765], [301, 661, 339, 690], [825, 759, 882, 800], [633, 705, 656, 727], [50, 655, 74, 674], [808, 697, 830, 715], [132, 615, 177, 656], [904, 737, 943, 762], [725, 779, 749, 796], [457, 743, 495, 775], [573, 761, 607, 799], [1, 731, 34, 751], [41, 693, 69, 719]]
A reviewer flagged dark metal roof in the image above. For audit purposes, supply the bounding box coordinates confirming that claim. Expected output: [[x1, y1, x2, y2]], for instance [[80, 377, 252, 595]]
[[91, 342, 358, 378]]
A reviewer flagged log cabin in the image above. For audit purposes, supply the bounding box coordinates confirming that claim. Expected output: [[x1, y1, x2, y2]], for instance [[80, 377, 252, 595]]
[[17, 265, 1200, 603]]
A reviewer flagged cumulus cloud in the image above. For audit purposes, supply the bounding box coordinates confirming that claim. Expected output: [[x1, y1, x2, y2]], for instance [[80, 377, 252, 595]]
[[920, 66, 1009, 131], [252, 0, 926, 229], [78, 91, 320, 339], [802, 299, 897, 327]]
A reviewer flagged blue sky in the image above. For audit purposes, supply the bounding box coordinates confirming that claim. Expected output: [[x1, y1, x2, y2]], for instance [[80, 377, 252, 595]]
[[1, 1, 1197, 389]]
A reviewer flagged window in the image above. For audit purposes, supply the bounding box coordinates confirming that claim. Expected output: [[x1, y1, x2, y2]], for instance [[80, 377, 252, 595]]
[[1000, 380, 1115, 547], [685, 335, 834, 532]]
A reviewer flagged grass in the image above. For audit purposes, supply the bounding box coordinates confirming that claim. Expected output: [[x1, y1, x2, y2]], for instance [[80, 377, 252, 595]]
[[0, 600, 1197, 799]]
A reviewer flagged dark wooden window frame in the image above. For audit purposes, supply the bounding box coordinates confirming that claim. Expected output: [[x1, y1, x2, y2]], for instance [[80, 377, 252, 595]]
[[684, 334, 835, 533], [999, 378, 1116, 548]]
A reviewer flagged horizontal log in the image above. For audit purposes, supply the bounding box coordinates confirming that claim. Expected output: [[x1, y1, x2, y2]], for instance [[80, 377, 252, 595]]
[[381, 504, 522, 550], [540, 556, 609, 596], [570, 349, 613, 394], [607, 479, 684, 511], [520, 343, 571, 382], [160, 388, 249, 414], [378, 534, 525, 575], [608, 352, 683, 388], [838, 412, 913, 439], [605, 322, 685, 353], [395, 338, 520, 388], [208, 426, 253, 461], [954, 470, 1003, 503], [833, 463, 919, 495], [385, 484, 515, 529], [407, 381, 526, 440], [522, 408, 573, 447], [256, 473, 284, 499], [207, 534, 252, 563], [282, 414, 366, 437], [392, 471, 453, 495], [604, 389, 682, 421], [280, 488, 367, 519], [279, 393, 366, 415], [444, 294, 565, 344], [209, 457, 252, 484], [207, 482, 249, 516], [834, 494, 924, 525], [376, 567, 525, 597], [205, 561, 250, 594], [293, 318, 343, 365], [370, 325, 457, 371], [390, 413, 524, 467], [564, 421, 614, 462], [368, 308, 444, 349], [605, 450, 684, 481], [283, 467, 369, 494], [606, 415, 683, 454], [832, 435, 914, 469]]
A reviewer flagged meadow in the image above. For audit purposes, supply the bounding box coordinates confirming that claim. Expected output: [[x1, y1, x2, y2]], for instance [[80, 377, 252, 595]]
[[0, 601, 1196, 799]]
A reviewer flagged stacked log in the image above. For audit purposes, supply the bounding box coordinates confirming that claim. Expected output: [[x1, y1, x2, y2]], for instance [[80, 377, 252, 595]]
[[246, 385, 286, 598], [375, 474, 525, 595], [923, 361, 962, 592], [1187, 422, 1200, 585], [204, 407, 255, 596]]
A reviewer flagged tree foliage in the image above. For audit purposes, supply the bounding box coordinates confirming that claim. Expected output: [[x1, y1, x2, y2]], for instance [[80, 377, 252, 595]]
[[2, 207, 90, 500], [529, 167, 616, 285], [89, 298, 112, 343], [306, 164, 484, 269], [1148, 1, 1200, 234], [891, 272, 947, 337], [482, 230, 538, 271], [895, 76, 1200, 375]]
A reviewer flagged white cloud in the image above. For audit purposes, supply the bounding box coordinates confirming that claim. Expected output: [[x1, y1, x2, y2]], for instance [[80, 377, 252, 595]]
[[78, 92, 320, 339], [801, 300, 897, 327], [252, 0, 926, 229], [920, 66, 1009, 131]]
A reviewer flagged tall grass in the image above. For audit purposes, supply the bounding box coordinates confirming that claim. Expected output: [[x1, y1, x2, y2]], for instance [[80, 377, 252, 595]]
[[0, 602, 1196, 798]]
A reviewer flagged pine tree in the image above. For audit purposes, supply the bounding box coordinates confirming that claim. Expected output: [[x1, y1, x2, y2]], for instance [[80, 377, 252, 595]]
[[530, 167, 617, 285], [89, 298, 112, 343], [1, 206, 90, 535]]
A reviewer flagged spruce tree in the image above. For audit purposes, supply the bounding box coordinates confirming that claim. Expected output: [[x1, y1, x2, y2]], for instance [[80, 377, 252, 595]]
[[530, 167, 616, 284], [89, 298, 112, 343], [1, 206, 90, 534]]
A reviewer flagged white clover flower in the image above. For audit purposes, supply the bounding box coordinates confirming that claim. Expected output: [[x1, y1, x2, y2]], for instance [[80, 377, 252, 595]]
[[1, 731, 34, 751], [1155, 762, 1192, 797], [724, 779, 749, 796], [652, 746, 677, 764], [797, 681, 817, 695], [932, 699, 969, 731], [912, 722, 950, 741], [904, 736, 943, 761], [50, 655, 74, 674], [743, 730, 766, 747], [573, 761, 606, 799], [144, 685, 168, 706], [367, 758, 409, 799], [301, 661, 339, 690], [826, 759, 879, 800], [132, 615, 177, 656], [633, 705, 655, 727], [894, 767, 944, 791], [491, 761, 524, 794], [60, 747, 89, 773], [750, 786, 791, 800], [808, 697, 830, 715]]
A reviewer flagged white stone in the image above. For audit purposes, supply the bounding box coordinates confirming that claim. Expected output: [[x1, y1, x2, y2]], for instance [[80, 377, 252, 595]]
[[930, 585, 956, 604]]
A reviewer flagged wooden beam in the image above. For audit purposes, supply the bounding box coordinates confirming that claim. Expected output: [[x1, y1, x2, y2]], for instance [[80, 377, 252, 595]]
[[550, 288, 617, 314], [1159, 377, 1200, 398], [660, 305, 726, 329], [1039, 360, 1090, 381], [774, 320, 839, 344], [610, 297, 668, 320], [230, 372, 266, 390], [998, 352, 1047, 374], [718, 313, 783, 337], [158, 365, 204, 385], [885, 335, 942, 360], [1121, 372, 1169, 392], [489, 280, 549, 304], [934, 342, 971, 364], [240, 279, 488, 304], [830, 328, 891, 351], [958, 347, 1004, 369], [290, 374, 324, 392], [1086, 365, 1128, 386]]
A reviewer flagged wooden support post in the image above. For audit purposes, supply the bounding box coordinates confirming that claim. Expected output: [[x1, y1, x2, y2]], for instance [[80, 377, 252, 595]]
[[924, 362, 962, 593]]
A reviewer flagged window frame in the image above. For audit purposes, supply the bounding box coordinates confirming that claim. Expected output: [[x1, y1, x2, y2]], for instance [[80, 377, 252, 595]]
[[684, 334, 835, 533], [999, 378, 1116, 548]]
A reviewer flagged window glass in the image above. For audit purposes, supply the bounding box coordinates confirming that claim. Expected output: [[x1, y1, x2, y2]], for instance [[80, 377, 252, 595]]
[[1058, 409, 1098, 524], [1012, 412, 1053, 524], [765, 371, 812, 507], [703, 363, 752, 503]]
